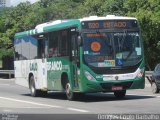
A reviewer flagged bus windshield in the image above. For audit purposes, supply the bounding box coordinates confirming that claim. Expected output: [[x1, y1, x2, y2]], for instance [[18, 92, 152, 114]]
[[83, 31, 142, 68]]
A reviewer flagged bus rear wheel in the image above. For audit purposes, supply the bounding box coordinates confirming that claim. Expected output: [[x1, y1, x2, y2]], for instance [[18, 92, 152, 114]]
[[65, 82, 75, 100], [29, 76, 40, 97], [114, 90, 126, 98]]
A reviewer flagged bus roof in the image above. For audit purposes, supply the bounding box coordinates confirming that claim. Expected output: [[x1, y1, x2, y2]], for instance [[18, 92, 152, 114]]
[[15, 29, 36, 38], [80, 15, 137, 22], [43, 19, 80, 33], [15, 15, 137, 38], [15, 19, 80, 38]]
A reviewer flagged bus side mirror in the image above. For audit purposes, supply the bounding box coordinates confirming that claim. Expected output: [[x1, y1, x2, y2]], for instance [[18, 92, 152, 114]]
[[77, 36, 82, 46]]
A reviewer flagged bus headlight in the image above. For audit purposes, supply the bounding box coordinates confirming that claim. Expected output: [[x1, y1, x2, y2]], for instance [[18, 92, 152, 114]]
[[136, 68, 145, 78], [84, 70, 96, 81]]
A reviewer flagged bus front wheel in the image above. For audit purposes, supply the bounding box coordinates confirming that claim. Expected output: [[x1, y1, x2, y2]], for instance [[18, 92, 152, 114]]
[[114, 90, 126, 98], [65, 82, 75, 100]]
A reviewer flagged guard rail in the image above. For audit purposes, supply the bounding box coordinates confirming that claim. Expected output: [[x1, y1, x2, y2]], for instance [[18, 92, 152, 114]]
[[0, 70, 14, 79]]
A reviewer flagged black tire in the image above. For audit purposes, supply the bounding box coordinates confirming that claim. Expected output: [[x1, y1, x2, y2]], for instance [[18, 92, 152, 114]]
[[39, 91, 48, 97], [29, 76, 40, 97], [114, 90, 126, 98], [151, 82, 159, 94]]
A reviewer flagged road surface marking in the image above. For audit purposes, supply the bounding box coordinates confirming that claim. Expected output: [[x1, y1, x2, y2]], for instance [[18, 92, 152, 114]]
[[3, 109, 12, 112], [0, 79, 14, 81], [0, 96, 61, 108], [104, 93, 159, 98], [67, 108, 89, 113], [126, 93, 159, 97], [0, 106, 51, 109], [0, 84, 10, 86], [0, 96, 90, 113]]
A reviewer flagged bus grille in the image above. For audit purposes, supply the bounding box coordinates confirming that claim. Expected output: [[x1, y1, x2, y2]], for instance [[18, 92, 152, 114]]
[[100, 81, 133, 91]]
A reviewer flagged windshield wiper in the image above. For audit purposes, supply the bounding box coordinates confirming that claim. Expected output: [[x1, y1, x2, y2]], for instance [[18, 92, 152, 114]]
[[120, 30, 127, 51], [124, 50, 133, 61]]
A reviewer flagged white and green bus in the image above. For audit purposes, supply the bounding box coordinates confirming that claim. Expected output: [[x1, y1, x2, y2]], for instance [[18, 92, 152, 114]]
[[14, 15, 145, 100]]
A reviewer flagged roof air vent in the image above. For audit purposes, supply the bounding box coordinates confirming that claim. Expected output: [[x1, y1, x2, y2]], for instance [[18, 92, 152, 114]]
[[106, 15, 116, 17]]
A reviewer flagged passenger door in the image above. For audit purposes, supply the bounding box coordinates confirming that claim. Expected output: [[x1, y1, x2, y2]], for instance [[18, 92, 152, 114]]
[[71, 30, 80, 89], [36, 36, 48, 89]]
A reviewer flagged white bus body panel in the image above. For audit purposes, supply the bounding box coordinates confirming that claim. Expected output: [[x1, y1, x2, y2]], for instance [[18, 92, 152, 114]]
[[14, 60, 29, 88], [14, 59, 47, 90]]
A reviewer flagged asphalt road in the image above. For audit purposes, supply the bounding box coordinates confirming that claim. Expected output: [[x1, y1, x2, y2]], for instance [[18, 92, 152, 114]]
[[0, 78, 160, 120]]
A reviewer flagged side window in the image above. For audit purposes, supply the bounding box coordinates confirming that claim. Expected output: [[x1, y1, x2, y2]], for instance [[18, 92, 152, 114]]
[[48, 29, 70, 57], [44, 39, 49, 57], [21, 38, 30, 60], [37, 39, 45, 58], [14, 37, 30, 60], [14, 38, 21, 61], [71, 32, 77, 57], [60, 30, 69, 56], [37, 34, 48, 59], [14, 36, 47, 60], [71, 29, 80, 67], [48, 32, 59, 57]]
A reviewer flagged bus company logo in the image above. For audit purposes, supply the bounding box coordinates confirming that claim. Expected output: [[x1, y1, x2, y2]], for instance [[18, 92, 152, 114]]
[[30, 63, 38, 71], [47, 61, 62, 71]]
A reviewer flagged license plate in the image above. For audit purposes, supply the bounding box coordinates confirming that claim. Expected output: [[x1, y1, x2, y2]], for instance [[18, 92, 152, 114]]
[[112, 86, 123, 91]]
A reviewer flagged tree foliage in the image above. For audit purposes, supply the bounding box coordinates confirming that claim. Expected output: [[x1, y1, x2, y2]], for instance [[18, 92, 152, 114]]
[[0, 0, 159, 70]]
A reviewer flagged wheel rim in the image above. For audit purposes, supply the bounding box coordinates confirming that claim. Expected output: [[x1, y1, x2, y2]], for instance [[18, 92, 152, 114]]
[[66, 83, 74, 100], [30, 78, 35, 95], [31, 84, 35, 94], [66, 83, 71, 96]]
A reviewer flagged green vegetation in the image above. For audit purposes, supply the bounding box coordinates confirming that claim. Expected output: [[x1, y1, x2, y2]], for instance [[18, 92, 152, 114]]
[[0, 0, 159, 70]]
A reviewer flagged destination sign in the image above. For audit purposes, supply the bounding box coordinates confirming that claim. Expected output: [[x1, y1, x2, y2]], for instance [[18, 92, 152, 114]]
[[81, 20, 138, 29]]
